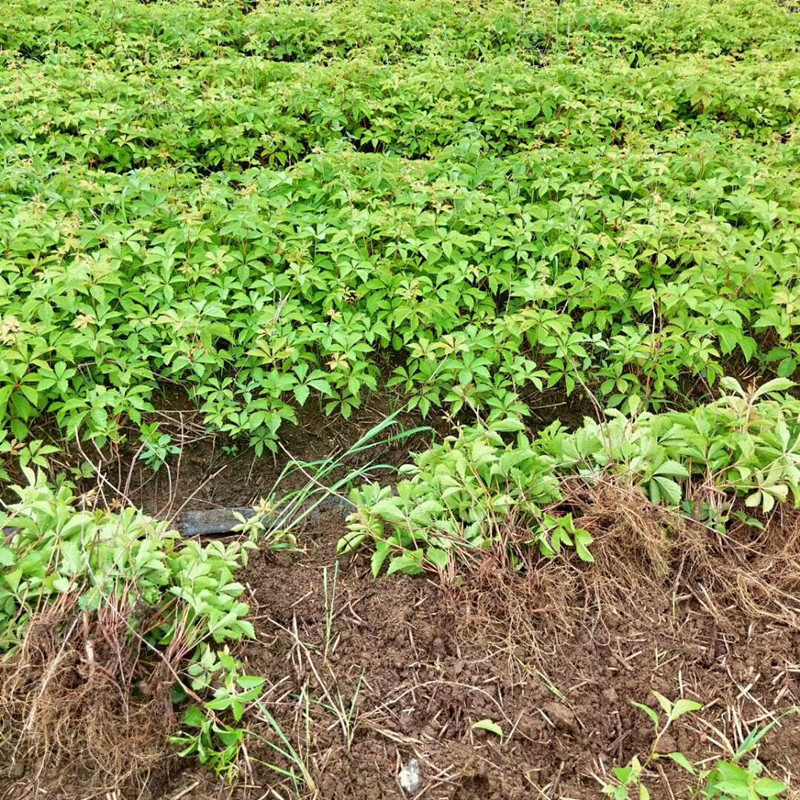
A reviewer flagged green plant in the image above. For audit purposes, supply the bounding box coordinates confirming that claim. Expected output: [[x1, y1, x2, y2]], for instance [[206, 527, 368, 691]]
[[602, 695, 794, 800], [170, 647, 266, 781], [703, 761, 788, 800], [253, 697, 318, 796], [472, 718, 504, 739], [138, 422, 181, 472], [340, 379, 800, 574], [0, 471, 264, 780], [337, 417, 591, 574], [0, 435, 59, 483], [171, 704, 249, 782], [603, 693, 704, 799], [538, 378, 800, 515], [2, 0, 800, 473]]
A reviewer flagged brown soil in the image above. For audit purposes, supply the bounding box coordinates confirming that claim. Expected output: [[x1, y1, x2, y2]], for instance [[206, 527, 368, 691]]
[[159, 491, 800, 800], [123, 390, 453, 521], [5, 395, 800, 800]]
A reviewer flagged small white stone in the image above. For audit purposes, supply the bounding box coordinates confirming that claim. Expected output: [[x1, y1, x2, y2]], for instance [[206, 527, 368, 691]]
[[398, 758, 423, 795]]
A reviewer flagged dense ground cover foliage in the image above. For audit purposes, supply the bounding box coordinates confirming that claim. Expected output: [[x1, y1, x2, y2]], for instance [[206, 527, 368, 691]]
[[2, 0, 800, 794], [340, 378, 800, 574], [2, 0, 800, 464]]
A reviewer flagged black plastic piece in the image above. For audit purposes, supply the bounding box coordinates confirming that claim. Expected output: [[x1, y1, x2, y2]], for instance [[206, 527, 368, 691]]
[[177, 506, 257, 537]]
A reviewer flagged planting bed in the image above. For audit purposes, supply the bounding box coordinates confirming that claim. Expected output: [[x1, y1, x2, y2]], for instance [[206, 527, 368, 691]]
[[23, 479, 797, 800], [8, 425, 800, 800], [3, 0, 800, 797], [189, 504, 800, 800]]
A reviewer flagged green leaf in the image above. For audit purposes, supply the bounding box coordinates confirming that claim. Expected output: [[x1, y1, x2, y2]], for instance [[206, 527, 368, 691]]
[[666, 752, 696, 774], [371, 540, 392, 577], [182, 705, 207, 728], [754, 778, 788, 797], [206, 694, 235, 711], [471, 719, 504, 739], [654, 460, 690, 479], [492, 417, 526, 432], [652, 692, 672, 716], [715, 761, 751, 782], [753, 378, 795, 399], [237, 675, 266, 690], [309, 379, 335, 397], [574, 528, 594, 562], [745, 491, 762, 508], [0, 546, 15, 567], [669, 698, 702, 720], [386, 553, 424, 576], [652, 476, 682, 506], [631, 702, 659, 726], [371, 500, 409, 526], [613, 766, 633, 783], [714, 780, 753, 797], [6, 568, 23, 593], [293, 383, 310, 406], [426, 547, 450, 571]]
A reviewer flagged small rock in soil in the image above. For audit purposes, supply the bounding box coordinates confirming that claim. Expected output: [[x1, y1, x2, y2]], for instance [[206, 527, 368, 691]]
[[602, 687, 619, 704], [543, 701, 577, 731], [656, 732, 677, 754], [398, 758, 423, 795]]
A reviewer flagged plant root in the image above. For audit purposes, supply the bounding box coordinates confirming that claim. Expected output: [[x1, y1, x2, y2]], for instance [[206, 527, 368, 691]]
[[0, 594, 178, 798]]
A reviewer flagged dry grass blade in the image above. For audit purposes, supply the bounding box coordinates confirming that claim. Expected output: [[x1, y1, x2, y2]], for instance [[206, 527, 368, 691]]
[[0, 594, 178, 798]]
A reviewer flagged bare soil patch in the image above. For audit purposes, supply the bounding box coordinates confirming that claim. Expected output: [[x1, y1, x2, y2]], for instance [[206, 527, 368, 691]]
[[165, 492, 800, 800], [124, 391, 451, 521], [4, 443, 800, 800]]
